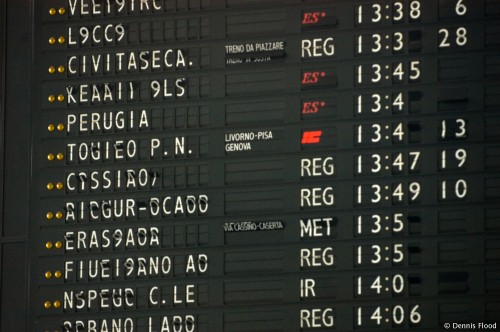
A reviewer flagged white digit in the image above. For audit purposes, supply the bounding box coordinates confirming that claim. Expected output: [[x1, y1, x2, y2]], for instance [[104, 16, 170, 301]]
[[357, 155, 363, 174], [372, 64, 382, 82], [393, 213, 404, 232], [116, 24, 126, 42], [371, 307, 382, 324], [393, 62, 404, 81], [455, 0, 467, 16], [410, 305, 422, 324], [393, 92, 404, 111], [357, 276, 363, 295], [455, 179, 467, 198], [372, 34, 382, 52], [456, 118, 467, 137], [371, 245, 381, 263], [393, 123, 405, 141], [393, 2, 404, 21], [439, 28, 451, 48], [357, 95, 363, 113], [371, 276, 382, 293], [116, 0, 126, 12], [456, 149, 467, 167], [357, 125, 363, 143], [357, 35, 363, 54], [393, 244, 404, 263], [456, 27, 468, 46], [393, 274, 405, 293], [441, 120, 447, 138], [409, 151, 420, 170], [372, 154, 382, 173], [372, 124, 382, 142], [441, 180, 448, 199], [393, 183, 404, 201], [372, 184, 381, 203], [410, 61, 421, 81], [372, 4, 382, 22], [357, 65, 363, 84], [372, 214, 382, 233], [393, 153, 404, 171], [409, 182, 421, 201], [372, 94, 382, 112], [393, 305, 405, 324], [410, 1, 421, 20], [357, 5, 363, 24], [151, 80, 161, 98], [393, 32, 404, 52], [81, 27, 90, 44]]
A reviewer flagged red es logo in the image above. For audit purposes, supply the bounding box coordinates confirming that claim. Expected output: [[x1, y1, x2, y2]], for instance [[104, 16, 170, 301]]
[[302, 71, 325, 85], [302, 101, 326, 114], [301, 11, 326, 25]]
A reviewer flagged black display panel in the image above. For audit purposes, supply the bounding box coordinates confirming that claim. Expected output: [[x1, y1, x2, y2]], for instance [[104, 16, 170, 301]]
[[0, 0, 499, 331]]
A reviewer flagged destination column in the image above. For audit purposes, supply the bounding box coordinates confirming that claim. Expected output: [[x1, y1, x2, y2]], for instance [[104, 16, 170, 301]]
[[32, 1, 215, 331]]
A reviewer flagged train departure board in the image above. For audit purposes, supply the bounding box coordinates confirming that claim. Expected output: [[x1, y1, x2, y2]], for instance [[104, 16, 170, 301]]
[[0, 0, 500, 331]]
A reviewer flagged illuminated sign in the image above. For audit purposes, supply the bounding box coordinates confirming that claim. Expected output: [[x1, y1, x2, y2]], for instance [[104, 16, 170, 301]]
[[0, 0, 498, 331]]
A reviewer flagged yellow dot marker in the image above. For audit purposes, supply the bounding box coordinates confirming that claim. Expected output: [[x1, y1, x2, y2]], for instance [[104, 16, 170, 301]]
[[48, 124, 55, 132], [46, 212, 54, 220], [57, 95, 65, 102], [58, 36, 65, 44], [55, 212, 63, 219], [45, 271, 53, 279], [55, 241, 63, 249], [57, 124, 65, 131], [53, 301, 61, 308], [56, 153, 64, 160], [59, 7, 66, 15], [44, 301, 52, 309], [49, 8, 56, 15], [48, 95, 56, 103], [58, 66, 65, 73], [45, 242, 53, 249], [47, 183, 54, 191], [54, 271, 62, 279], [47, 153, 55, 161], [56, 182, 64, 190], [48, 66, 56, 74], [49, 37, 56, 45]]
